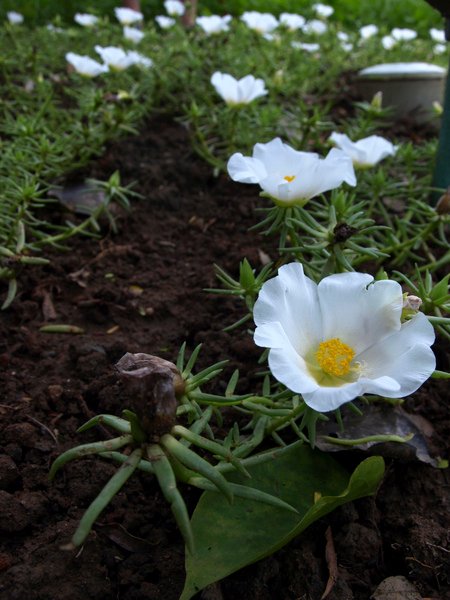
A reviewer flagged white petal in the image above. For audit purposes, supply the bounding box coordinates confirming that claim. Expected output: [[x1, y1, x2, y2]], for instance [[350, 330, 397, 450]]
[[316, 148, 357, 190], [268, 347, 319, 394], [253, 262, 322, 356], [318, 275, 403, 354], [358, 313, 436, 396], [227, 153, 267, 183], [303, 381, 364, 412]]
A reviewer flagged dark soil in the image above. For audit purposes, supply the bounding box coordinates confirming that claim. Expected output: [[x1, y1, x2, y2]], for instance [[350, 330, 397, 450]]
[[0, 117, 449, 600]]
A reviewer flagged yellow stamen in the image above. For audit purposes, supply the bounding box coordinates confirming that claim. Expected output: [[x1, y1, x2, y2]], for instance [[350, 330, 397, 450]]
[[284, 175, 296, 182], [315, 338, 355, 377]]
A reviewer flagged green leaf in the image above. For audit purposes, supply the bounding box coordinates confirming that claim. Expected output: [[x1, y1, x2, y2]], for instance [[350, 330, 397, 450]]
[[181, 443, 384, 600]]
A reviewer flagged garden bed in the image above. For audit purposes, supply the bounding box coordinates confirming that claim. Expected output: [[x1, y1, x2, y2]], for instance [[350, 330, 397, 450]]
[[0, 115, 449, 600]]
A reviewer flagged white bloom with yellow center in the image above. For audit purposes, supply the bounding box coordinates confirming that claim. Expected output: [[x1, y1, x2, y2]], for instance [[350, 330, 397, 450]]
[[74, 13, 99, 27], [329, 132, 397, 168], [155, 15, 175, 29], [65, 52, 108, 77], [124, 26, 144, 43], [312, 3, 334, 18], [114, 7, 143, 25], [196, 15, 232, 34], [254, 263, 435, 412], [211, 72, 267, 106], [359, 24, 378, 39], [240, 11, 279, 34], [227, 137, 356, 206], [7, 11, 24, 24], [95, 45, 135, 71], [279, 13, 306, 32], [164, 0, 185, 16]]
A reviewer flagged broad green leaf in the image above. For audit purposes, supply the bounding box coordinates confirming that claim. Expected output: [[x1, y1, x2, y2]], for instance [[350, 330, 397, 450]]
[[181, 442, 384, 599]]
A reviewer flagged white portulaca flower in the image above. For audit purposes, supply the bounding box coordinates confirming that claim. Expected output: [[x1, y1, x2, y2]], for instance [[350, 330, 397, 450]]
[[241, 11, 279, 34], [196, 15, 232, 35], [227, 137, 356, 207], [253, 263, 436, 413], [123, 26, 145, 43], [279, 13, 306, 32], [65, 52, 108, 77], [211, 72, 267, 106], [430, 28, 446, 43], [434, 43, 447, 55], [359, 24, 378, 39], [94, 45, 135, 71], [7, 11, 24, 25], [74, 13, 99, 27], [127, 50, 153, 68], [337, 31, 349, 42], [303, 19, 327, 35], [312, 3, 334, 18], [291, 41, 320, 53], [391, 27, 417, 42], [164, 0, 185, 17], [329, 132, 397, 168], [114, 7, 143, 25], [341, 42, 353, 52], [155, 15, 176, 29], [381, 35, 396, 50]]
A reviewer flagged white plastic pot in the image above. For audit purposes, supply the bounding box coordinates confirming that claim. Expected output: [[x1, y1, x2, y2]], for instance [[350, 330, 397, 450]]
[[356, 62, 447, 124]]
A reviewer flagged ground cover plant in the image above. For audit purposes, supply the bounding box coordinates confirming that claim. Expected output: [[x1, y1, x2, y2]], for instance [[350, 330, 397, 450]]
[[0, 3, 449, 600]]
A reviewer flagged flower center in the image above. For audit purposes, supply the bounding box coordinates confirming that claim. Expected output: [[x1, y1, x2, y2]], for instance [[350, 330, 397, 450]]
[[315, 338, 355, 377], [284, 175, 296, 182]]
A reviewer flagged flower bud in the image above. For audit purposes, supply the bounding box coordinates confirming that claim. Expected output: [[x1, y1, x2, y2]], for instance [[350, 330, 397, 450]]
[[115, 353, 185, 438], [436, 187, 450, 215]]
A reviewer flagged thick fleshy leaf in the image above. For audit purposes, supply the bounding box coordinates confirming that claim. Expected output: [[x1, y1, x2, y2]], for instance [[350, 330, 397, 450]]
[[181, 444, 384, 599]]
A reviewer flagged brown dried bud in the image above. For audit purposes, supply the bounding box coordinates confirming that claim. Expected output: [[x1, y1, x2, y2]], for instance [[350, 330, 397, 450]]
[[115, 353, 185, 439], [436, 187, 450, 215]]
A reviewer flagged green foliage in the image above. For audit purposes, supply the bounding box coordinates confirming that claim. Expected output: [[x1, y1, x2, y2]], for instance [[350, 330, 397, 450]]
[[182, 446, 384, 598], [0, 0, 442, 33]]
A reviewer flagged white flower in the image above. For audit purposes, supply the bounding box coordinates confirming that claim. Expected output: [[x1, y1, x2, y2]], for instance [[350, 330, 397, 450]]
[[127, 50, 153, 68], [47, 24, 64, 33], [303, 19, 327, 35], [155, 15, 175, 29], [123, 25, 144, 43], [164, 0, 185, 16], [430, 28, 445, 43], [359, 24, 378, 39], [341, 42, 353, 52], [279, 13, 306, 31], [312, 3, 334, 18], [391, 27, 417, 41], [114, 7, 143, 25], [196, 15, 232, 35], [291, 41, 320, 53], [337, 31, 349, 42], [65, 52, 108, 77], [241, 11, 279, 34], [381, 35, 396, 50], [7, 11, 23, 25], [253, 263, 436, 412], [211, 72, 267, 106], [434, 43, 447, 55], [227, 138, 356, 207], [329, 133, 397, 168], [94, 45, 135, 70], [74, 13, 98, 27]]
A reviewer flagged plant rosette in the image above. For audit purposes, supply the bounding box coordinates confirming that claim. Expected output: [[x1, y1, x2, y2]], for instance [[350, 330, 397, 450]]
[[253, 262, 436, 413], [227, 137, 356, 207], [329, 132, 398, 168]]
